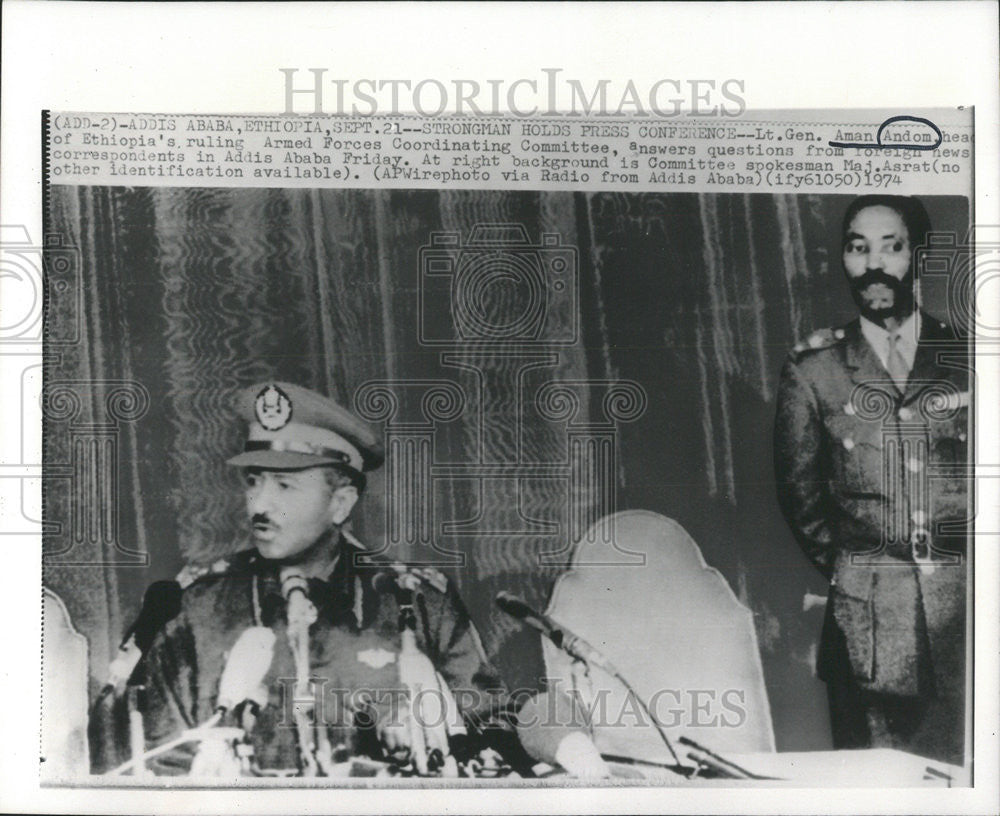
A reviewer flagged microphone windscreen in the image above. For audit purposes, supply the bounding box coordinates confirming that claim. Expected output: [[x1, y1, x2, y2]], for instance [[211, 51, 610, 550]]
[[495, 593, 555, 636], [372, 570, 400, 595], [217, 627, 276, 711], [131, 581, 183, 651]]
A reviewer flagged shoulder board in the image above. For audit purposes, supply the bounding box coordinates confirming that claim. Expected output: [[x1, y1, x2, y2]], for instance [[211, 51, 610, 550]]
[[175, 556, 235, 589], [383, 563, 450, 594], [791, 326, 846, 357], [343, 529, 449, 593], [409, 566, 449, 593]]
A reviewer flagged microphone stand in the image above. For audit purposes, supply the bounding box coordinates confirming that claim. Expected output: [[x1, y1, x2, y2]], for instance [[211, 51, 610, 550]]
[[395, 587, 461, 777], [576, 655, 682, 769], [105, 711, 223, 776], [126, 685, 148, 780], [568, 657, 596, 739], [281, 571, 320, 777], [396, 590, 431, 775], [108, 625, 277, 778], [495, 594, 682, 770], [678, 736, 763, 780]]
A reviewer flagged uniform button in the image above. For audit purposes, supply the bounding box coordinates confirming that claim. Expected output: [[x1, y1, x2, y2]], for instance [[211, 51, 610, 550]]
[[959, 432, 967, 442], [809, 334, 824, 348], [834, 328, 845, 340], [906, 457, 922, 472], [842, 438, 855, 451], [912, 510, 928, 525], [898, 407, 913, 421], [843, 402, 855, 416]]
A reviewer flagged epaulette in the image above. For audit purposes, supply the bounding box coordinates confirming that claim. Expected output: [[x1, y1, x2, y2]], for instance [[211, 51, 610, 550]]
[[384, 563, 450, 594], [791, 326, 846, 357], [342, 529, 450, 594], [408, 566, 449, 593], [175, 556, 232, 589]]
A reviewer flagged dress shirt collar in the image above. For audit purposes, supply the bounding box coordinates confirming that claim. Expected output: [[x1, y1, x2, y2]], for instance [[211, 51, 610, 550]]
[[860, 310, 921, 372]]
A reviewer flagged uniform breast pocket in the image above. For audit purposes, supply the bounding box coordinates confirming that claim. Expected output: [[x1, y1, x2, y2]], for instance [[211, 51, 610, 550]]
[[826, 414, 884, 496], [931, 406, 969, 505], [931, 406, 969, 461]]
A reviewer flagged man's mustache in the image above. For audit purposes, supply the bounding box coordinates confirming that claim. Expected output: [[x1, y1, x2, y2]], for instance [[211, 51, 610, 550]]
[[850, 269, 906, 294], [252, 513, 277, 528]]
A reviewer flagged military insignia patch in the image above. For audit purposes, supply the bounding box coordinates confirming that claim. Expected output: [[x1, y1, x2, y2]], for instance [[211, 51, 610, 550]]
[[357, 647, 396, 669], [255, 384, 293, 430]]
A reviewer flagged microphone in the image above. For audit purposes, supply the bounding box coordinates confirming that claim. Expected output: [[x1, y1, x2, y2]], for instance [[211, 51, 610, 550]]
[[98, 580, 183, 701], [515, 692, 609, 778], [187, 627, 276, 779], [216, 626, 277, 714], [382, 567, 465, 775], [279, 567, 318, 628], [373, 568, 422, 639], [103, 627, 276, 778], [497, 592, 682, 768], [279, 568, 309, 603], [495, 592, 621, 677], [278, 568, 319, 775], [372, 569, 405, 597], [127, 581, 183, 653]]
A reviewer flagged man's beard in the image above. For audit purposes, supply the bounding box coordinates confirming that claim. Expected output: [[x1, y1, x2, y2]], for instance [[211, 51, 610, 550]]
[[848, 269, 916, 325]]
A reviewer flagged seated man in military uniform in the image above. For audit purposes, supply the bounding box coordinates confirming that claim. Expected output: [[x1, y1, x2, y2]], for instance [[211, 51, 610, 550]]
[[138, 382, 520, 776]]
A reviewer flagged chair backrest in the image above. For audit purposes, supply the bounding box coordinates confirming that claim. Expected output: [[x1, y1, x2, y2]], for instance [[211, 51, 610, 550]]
[[542, 510, 775, 762], [42, 587, 90, 780]]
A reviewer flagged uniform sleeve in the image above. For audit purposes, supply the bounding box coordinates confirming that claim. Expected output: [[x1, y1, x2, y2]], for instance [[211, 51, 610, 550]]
[[140, 614, 201, 775], [774, 356, 835, 578], [416, 582, 524, 760]]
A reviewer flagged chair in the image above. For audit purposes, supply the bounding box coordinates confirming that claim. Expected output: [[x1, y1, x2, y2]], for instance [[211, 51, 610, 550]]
[[542, 510, 775, 763], [42, 587, 90, 780]]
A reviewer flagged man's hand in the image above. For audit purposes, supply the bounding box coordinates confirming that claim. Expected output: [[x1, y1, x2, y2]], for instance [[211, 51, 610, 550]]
[[376, 699, 414, 762]]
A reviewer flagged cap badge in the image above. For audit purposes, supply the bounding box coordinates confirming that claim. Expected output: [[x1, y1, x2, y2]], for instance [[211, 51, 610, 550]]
[[255, 384, 292, 431]]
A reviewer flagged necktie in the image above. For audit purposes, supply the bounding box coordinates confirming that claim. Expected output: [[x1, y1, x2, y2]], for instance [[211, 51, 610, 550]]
[[886, 331, 909, 391]]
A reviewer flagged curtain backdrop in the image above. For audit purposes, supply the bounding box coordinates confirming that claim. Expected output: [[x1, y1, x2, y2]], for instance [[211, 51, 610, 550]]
[[44, 187, 967, 751]]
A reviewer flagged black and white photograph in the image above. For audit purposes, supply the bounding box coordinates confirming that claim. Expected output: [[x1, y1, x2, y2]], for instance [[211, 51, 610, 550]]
[[38, 125, 974, 785], [2, 3, 998, 814]]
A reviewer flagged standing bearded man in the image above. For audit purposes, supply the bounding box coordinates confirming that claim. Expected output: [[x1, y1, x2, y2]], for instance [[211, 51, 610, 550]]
[[774, 195, 970, 765]]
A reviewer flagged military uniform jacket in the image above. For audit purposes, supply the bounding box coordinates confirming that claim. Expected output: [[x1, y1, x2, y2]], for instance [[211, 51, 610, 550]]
[[141, 537, 514, 775], [774, 314, 970, 700]]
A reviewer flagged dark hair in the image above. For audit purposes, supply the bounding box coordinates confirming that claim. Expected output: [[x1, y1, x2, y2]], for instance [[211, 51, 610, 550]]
[[321, 464, 366, 495], [841, 195, 933, 266]]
